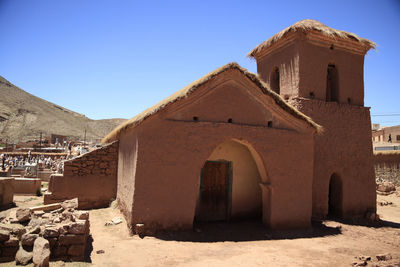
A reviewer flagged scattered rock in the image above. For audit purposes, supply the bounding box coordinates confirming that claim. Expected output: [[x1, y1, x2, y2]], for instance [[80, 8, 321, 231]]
[[376, 253, 392, 261], [96, 249, 105, 254], [15, 247, 33, 265], [32, 237, 50, 267], [33, 211, 45, 217], [378, 201, 393, 206], [377, 182, 396, 194], [352, 261, 367, 266], [358, 255, 371, 261], [0, 229, 10, 241], [135, 223, 145, 236], [16, 208, 31, 223], [74, 210, 89, 220], [111, 217, 122, 225], [61, 198, 78, 210]]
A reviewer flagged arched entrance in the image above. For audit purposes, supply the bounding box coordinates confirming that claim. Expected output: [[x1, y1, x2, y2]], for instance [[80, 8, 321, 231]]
[[195, 140, 265, 222], [328, 173, 342, 218]]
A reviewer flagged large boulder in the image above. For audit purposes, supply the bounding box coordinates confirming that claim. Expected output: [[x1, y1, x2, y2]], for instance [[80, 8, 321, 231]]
[[16, 208, 31, 223], [32, 237, 50, 267], [15, 247, 33, 265]]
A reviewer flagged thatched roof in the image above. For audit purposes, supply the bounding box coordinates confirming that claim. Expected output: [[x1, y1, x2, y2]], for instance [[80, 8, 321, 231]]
[[248, 19, 376, 58], [102, 63, 321, 143]]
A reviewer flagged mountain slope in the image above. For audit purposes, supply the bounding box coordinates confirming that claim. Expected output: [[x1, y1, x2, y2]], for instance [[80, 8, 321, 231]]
[[0, 76, 126, 142]]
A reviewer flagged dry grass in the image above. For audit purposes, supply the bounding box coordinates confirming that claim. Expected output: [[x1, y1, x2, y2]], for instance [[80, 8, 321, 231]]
[[102, 63, 322, 143], [248, 19, 376, 58]]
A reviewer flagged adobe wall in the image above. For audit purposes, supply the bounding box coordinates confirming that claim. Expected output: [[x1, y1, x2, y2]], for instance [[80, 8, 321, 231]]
[[44, 141, 118, 209], [298, 41, 365, 105], [255, 37, 365, 106], [256, 40, 300, 98], [117, 72, 316, 233], [0, 178, 14, 208], [291, 98, 376, 219], [13, 178, 41, 195]]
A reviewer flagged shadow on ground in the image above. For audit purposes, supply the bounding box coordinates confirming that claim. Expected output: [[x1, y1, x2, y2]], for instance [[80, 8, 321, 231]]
[[154, 220, 341, 242], [328, 217, 400, 229]]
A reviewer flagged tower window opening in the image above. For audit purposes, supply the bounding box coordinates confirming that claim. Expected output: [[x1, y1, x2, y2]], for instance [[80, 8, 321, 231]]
[[193, 116, 199, 122], [326, 64, 339, 102], [267, 121, 272, 128], [270, 67, 280, 94]]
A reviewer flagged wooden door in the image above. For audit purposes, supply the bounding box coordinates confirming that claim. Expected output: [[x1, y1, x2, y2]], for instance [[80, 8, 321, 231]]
[[196, 161, 231, 221]]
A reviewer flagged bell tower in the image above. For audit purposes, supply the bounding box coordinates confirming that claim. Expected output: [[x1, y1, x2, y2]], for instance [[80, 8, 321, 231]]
[[249, 20, 377, 219]]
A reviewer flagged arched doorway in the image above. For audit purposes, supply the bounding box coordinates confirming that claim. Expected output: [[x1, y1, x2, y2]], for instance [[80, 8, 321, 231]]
[[195, 140, 265, 222], [328, 173, 342, 218]]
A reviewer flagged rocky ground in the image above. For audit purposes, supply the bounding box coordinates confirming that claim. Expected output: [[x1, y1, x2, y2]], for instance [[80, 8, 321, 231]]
[[1, 189, 400, 266]]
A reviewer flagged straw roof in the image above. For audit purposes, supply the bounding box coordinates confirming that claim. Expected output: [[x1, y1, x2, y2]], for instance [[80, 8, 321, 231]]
[[248, 19, 376, 58], [102, 63, 321, 143]]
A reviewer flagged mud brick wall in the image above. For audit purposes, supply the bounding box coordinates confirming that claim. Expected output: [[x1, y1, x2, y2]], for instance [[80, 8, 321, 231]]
[[45, 141, 118, 209], [374, 153, 400, 186]]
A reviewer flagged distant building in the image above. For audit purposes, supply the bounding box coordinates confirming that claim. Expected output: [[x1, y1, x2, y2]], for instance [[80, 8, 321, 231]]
[[372, 125, 400, 143]]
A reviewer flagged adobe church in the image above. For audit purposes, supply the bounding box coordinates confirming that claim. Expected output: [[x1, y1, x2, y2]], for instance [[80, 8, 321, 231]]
[[103, 19, 376, 233]]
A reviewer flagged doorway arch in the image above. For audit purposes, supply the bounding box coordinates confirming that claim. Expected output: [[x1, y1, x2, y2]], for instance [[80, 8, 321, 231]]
[[328, 173, 342, 218], [195, 139, 266, 222]]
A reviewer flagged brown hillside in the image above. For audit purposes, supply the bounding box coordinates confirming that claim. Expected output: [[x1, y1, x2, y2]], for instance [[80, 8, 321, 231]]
[[0, 76, 126, 142]]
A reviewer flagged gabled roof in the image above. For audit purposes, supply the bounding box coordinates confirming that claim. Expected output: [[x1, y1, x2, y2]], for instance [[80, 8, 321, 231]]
[[102, 63, 321, 143], [248, 19, 376, 58]]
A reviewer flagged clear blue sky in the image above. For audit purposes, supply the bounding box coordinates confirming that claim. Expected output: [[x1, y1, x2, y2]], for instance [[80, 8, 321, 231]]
[[1, 0, 399, 126]]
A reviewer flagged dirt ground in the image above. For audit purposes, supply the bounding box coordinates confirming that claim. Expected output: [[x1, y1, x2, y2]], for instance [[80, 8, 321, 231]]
[[1, 192, 400, 267]]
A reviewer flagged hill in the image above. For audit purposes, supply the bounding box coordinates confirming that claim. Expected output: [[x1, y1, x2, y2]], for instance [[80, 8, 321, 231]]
[[0, 76, 126, 143]]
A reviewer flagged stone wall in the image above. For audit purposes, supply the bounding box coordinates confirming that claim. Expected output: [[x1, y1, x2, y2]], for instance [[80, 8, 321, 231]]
[[374, 152, 400, 186], [44, 141, 118, 209]]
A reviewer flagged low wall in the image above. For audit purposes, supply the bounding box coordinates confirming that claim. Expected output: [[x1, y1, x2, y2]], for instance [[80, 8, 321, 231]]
[[45, 141, 118, 209], [374, 152, 400, 185], [0, 178, 14, 208], [13, 178, 41, 195]]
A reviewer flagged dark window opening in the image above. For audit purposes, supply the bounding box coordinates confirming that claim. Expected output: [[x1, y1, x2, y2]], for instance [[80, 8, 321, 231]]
[[267, 121, 272, 128], [227, 118, 232, 123], [193, 116, 199, 122], [309, 92, 315, 99], [397, 135, 400, 141], [270, 67, 280, 94], [330, 44, 334, 50], [347, 98, 351, 104], [326, 64, 339, 102]]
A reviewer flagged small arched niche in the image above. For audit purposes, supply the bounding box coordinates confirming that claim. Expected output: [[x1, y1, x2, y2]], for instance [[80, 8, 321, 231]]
[[270, 66, 280, 95], [328, 173, 343, 218], [195, 139, 267, 222]]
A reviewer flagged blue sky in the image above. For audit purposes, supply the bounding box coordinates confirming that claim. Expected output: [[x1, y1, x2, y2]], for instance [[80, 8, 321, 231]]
[[0, 0, 399, 126]]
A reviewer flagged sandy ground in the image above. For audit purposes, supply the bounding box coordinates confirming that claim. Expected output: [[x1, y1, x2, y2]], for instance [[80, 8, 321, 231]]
[[1, 193, 400, 267]]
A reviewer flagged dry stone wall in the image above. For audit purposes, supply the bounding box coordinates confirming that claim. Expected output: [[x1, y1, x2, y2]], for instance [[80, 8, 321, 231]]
[[374, 153, 400, 186], [45, 141, 118, 209]]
